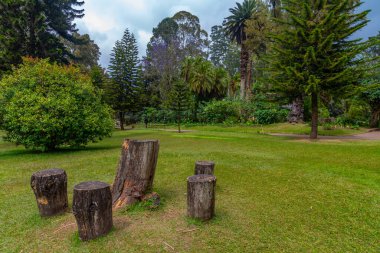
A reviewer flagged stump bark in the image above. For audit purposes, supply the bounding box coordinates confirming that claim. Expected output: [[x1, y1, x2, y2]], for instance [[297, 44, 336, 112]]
[[194, 161, 215, 175], [72, 181, 113, 241], [187, 174, 216, 221], [30, 168, 68, 217], [112, 139, 160, 209]]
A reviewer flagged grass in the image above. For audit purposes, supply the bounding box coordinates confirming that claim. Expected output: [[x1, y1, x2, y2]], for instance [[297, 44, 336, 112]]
[[0, 125, 379, 252], [148, 122, 368, 136]]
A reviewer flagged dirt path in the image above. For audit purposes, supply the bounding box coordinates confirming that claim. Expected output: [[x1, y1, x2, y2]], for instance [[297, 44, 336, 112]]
[[269, 129, 380, 140]]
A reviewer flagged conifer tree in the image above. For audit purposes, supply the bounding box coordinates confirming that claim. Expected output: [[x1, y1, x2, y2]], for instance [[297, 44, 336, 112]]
[[269, 0, 371, 139], [169, 80, 190, 133], [107, 29, 141, 130]]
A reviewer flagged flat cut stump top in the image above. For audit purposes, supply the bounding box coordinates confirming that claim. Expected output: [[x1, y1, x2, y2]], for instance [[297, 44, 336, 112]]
[[74, 181, 110, 191]]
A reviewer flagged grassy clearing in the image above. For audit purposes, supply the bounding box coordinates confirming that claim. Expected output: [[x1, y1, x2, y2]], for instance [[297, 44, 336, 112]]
[[0, 126, 379, 252], [148, 123, 368, 136]]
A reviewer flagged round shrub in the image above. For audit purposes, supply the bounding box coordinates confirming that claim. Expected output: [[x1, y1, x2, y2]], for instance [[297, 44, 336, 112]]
[[0, 58, 114, 151], [253, 109, 289, 124], [199, 100, 241, 123]]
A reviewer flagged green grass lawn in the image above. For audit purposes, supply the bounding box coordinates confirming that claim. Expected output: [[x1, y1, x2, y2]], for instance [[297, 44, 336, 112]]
[[0, 126, 379, 252]]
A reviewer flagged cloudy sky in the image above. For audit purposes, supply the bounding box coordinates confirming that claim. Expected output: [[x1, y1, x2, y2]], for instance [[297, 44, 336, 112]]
[[75, 0, 380, 68]]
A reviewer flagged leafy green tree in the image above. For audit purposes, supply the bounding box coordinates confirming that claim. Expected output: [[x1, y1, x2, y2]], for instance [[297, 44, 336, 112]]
[[224, 0, 259, 100], [0, 58, 113, 151], [169, 80, 190, 133], [269, 0, 371, 138], [107, 29, 141, 130]]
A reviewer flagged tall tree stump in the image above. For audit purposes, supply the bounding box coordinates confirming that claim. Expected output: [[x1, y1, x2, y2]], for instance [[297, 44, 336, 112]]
[[72, 181, 113, 241], [112, 139, 159, 209], [187, 175, 216, 221], [194, 161, 215, 175], [30, 168, 68, 217]]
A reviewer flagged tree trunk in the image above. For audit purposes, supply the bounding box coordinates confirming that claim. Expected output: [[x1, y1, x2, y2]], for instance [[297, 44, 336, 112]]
[[119, 111, 124, 130], [240, 44, 249, 100], [310, 92, 318, 139], [288, 96, 304, 123], [72, 181, 113, 241], [112, 139, 160, 209], [194, 161, 215, 175], [245, 57, 252, 100], [30, 169, 68, 217], [187, 175, 216, 221], [178, 112, 181, 133], [370, 108, 380, 128]]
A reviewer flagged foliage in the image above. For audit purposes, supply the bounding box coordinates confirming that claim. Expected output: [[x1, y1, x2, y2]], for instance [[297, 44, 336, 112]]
[[168, 80, 190, 132], [106, 28, 142, 130], [199, 100, 242, 124], [63, 32, 101, 70], [269, 0, 372, 138], [0, 58, 113, 151], [253, 109, 288, 124], [0, 0, 85, 75], [145, 11, 209, 103], [224, 0, 260, 100]]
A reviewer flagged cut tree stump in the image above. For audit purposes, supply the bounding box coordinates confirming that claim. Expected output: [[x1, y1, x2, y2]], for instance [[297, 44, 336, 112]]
[[112, 139, 159, 209], [187, 174, 216, 221], [30, 168, 68, 217], [194, 161, 215, 175], [72, 181, 113, 241]]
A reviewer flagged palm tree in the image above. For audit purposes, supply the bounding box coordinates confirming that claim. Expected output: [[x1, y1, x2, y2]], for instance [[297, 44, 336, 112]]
[[224, 0, 258, 100]]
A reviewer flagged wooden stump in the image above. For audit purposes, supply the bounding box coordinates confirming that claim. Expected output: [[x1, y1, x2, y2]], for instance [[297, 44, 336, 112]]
[[187, 174, 216, 221], [30, 168, 68, 217], [194, 161, 215, 175], [72, 181, 113, 241], [112, 139, 160, 209]]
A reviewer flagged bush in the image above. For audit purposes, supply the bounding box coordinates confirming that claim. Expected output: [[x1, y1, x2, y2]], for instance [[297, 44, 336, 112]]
[[253, 109, 289, 124], [199, 100, 241, 123], [0, 58, 114, 151]]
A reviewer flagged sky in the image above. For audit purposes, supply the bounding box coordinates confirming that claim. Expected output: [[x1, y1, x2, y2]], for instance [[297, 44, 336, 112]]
[[75, 0, 380, 68]]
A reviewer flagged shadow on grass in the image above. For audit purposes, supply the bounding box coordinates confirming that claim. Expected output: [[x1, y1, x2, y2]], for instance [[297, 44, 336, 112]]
[[0, 144, 120, 159]]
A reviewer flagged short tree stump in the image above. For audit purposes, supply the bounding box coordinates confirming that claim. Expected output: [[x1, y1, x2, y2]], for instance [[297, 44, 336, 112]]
[[73, 181, 113, 241], [194, 161, 215, 175], [30, 168, 68, 217], [187, 174, 216, 221]]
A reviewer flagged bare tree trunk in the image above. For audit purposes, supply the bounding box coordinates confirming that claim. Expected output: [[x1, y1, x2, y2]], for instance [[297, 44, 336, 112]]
[[112, 139, 160, 209], [310, 92, 318, 139], [245, 57, 252, 100], [240, 44, 249, 100], [370, 108, 380, 128], [73, 181, 113, 241], [119, 111, 124, 130], [288, 96, 304, 123], [30, 169, 68, 217]]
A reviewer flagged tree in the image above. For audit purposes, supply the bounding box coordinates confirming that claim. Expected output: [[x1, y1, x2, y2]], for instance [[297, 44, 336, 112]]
[[63, 32, 101, 70], [145, 11, 209, 103], [0, 58, 113, 151], [107, 29, 141, 130], [169, 80, 190, 133], [209, 25, 240, 78], [0, 0, 85, 75], [224, 0, 259, 100], [269, 0, 371, 139], [360, 32, 380, 127]]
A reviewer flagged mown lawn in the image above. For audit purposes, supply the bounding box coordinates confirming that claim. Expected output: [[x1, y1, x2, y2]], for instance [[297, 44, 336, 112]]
[[0, 126, 379, 252]]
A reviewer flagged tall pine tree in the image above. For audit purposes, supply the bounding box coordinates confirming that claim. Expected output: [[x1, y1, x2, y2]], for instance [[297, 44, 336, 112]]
[[269, 0, 371, 139], [0, 0, 85, 76], [107, 29, 141, 130]]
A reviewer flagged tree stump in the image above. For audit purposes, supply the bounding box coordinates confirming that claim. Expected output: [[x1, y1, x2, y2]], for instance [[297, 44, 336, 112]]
[[194, 161, 215, 175], [30, 168, 68, 217], [187, 174, 216, 221], [72, 181, 113, 241], [112, 139, 160, 209]]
